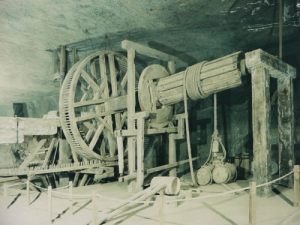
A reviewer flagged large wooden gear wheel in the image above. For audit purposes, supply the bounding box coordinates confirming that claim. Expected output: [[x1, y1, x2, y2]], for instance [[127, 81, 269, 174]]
[[60, 51, 128, 161]]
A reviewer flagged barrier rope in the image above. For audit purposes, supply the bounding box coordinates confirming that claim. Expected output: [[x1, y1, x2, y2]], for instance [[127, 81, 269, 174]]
[[3, 170, 299, 205]]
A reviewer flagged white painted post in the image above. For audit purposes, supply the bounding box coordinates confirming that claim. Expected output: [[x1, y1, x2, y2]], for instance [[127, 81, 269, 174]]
[[48, 186, 52, 224], [294, 165, 300, 207], [69, 181, 73, 212], [159, 190, 165, 225], [249, 181, 256, 225], [26, 178, 30, 205], [92, 192, 97, 225]]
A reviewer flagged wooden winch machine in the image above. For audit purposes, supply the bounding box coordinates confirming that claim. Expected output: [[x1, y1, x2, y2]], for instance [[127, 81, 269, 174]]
[[0, 39, 292, 195], [58, 40, 296, 194]]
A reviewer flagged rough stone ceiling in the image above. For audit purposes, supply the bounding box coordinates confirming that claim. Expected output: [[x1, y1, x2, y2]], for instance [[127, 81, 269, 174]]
[[0, 0, 299, 108]]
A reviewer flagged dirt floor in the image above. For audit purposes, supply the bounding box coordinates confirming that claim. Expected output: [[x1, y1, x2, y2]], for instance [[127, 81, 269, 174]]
[[0, 178, 299, 225]]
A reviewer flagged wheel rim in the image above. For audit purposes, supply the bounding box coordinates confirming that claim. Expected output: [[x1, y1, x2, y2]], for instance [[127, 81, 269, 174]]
[[60, 51, 128, 161]]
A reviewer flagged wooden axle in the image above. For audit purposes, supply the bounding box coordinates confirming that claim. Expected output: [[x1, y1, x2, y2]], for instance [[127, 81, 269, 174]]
[[156, 51, 245, 105]]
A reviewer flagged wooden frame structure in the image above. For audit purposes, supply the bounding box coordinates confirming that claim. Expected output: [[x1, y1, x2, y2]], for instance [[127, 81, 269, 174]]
[[245, 49, 296, 196], [120, 40, 185, 191]]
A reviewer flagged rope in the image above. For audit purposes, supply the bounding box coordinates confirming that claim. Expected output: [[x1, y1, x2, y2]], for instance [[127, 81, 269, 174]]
[[6, 182, 26, 188], [183, 70, 197, 186], [185, 61, 208, 100]]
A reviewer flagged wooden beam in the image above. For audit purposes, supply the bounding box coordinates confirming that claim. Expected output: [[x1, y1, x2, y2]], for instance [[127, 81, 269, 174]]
[[245, 49, 296, 79], [136, 117, 145, 190], [19, 139, 47, 169], [122, 40, 180, 63], [126, 49, 136, 178], [81, 70, 101, 93], [278, 77, 294, 186], [251, 66, 272, 196], [42, 138, 57, 168], [168, 134, 177, 177], [59, 45, 67, 79]]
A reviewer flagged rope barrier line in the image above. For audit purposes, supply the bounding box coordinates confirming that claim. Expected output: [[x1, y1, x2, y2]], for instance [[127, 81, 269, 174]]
[[6, 182, 26, 188], [3, 170, 299, 204], [47, 169, 296, 204], [256, 170, 294, 188]]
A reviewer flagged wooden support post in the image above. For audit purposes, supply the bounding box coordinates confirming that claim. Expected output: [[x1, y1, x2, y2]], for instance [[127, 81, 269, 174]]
[[126, 48, 137, 189], [92, 192, 97, 225], [278, 77, 294, 186], [136, 117, 145, 190], [168, 134, 177, 177], [73, 172, 80, 187], [294, 165, 300, 207], [69, 181, 73, 212], [48, 186, 52, 224], [79, 174, 88, 186], [116, 134, 124, 175], [251, 66, 272, 196], [71, 48, 78, 65], [59, 45, 67, 79], [249, 181, 256, 225], [26, 178, 30, 205]]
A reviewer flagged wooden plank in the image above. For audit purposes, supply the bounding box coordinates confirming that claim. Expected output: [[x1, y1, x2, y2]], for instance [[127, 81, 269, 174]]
[[251, 66, 272, 196], [99, 54, 113, 130], [89, 124, 105, 150], [136, 118, 145, 189], [126, 49, 136, 177], [42, 138, 57, 168], [81, 70, 101, 93], [122, 40, 179, 62], [108, 54, 122, 130], [19, 139, 47, 169], [108, 54, 118, 97], [121, 127, 177, 136], [146, 157, 199, 174], [278, 77, 294, 186], [245, 49, 296, 79]]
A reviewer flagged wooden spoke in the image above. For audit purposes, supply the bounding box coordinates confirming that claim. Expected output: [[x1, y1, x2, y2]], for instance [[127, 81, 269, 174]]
[[121, 72, 128, 89], [96, 117, 114, 134], [89, 123, 105, 150], [100, 140, 106, 156], [90, 61, 97, 79], [108, 54, 118, 97], [81, 70, 101, 93], [99, 55, 109, 98]]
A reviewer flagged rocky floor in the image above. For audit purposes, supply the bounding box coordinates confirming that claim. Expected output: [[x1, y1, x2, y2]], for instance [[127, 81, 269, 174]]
[[0, 179, 299, 225]]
